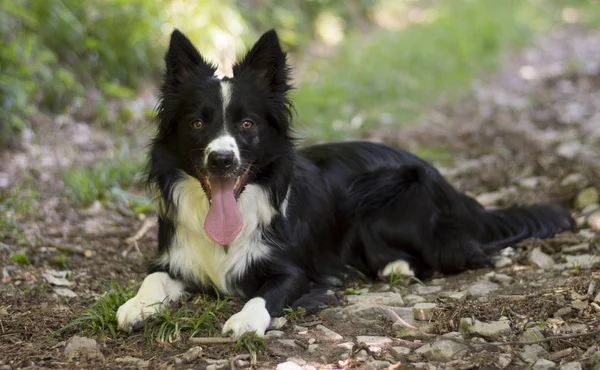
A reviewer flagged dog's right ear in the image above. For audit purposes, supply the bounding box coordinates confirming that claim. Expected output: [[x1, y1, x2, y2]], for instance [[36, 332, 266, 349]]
[[164, 30, 216, 85]]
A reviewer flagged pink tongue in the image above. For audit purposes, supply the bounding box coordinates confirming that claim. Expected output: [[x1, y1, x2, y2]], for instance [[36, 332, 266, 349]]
[[204, 177, 243, 246]]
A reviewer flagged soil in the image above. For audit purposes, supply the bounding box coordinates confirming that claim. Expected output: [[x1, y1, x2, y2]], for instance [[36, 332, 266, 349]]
[[1, 28, 600, 370]]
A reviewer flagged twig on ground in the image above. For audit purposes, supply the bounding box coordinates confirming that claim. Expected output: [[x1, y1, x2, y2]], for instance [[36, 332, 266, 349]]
[[230, 354, 250, 370], [122, 218, 155, 257], [189, 337, 236, 344], [36, 233, 92, 257]]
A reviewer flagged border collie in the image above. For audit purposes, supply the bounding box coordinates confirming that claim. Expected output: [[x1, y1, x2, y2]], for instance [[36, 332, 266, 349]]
[[117, 29, 575, 338]]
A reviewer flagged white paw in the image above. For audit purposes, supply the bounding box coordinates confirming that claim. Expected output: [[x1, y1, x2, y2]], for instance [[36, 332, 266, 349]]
[[116, 296, 165, 332], [380, 259, 415, 278], [222, 298, 271, 338]]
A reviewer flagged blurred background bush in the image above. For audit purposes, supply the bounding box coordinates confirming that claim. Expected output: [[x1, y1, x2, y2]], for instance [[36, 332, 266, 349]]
[[1, 0, 598, 146]]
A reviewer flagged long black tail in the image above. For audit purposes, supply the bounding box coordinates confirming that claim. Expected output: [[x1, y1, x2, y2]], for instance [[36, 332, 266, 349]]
[[479, 203, 575, 251]]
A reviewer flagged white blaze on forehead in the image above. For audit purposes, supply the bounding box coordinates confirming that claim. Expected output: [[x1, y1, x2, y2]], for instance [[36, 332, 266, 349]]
[[205, 135, 241, 166], [220, 80, 232, 121]]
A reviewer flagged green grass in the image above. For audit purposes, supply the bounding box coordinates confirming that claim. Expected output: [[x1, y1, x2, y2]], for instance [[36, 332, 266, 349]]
[[234, 332, 267, 354], [292, 0, 566, 142], [0, 186, 37, 247], [10, 252, 31, 265], [283, 306, 307, 321], [62, 153, 146, 208]]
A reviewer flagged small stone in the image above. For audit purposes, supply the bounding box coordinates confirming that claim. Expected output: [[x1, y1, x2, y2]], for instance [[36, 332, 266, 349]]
[[355, 349, 369, 361], [346, 291, 404, 306], [315, 325, 342, 342], [366, 360, 392, 370], [572, 299, 588, 310], [53, 287, 78, 298], [487, 272, 513, 285], [270, 317, 288, 330], [63, 336, 103, 360], [557, 141, 583, 159], [266, 330, 285, 338], [519, 177, 546, 190], [286, 357, 306, 366], [181, 346, 203, 363], [533, 358, 556, 370], [554, 307, 573, 317], [415, 285, 442, 295], [115, 356, 149, 369], [520, 344, 547, 363], [393, 321, 436, 338], [529, 248, 555, 270], [559, 362, 582, 370], [459, 318, 511, 339], [562, 243, 590, 253], [412, 303, 438, 321], [421, 339, 468, 361], [547, 348, 574, 361], [308, 344, 319, 353], [389, 346, 411, 359], [493, 256, 513, 268], [589, 351, 600, 366], [337, 342, 354, 350], [565, 254, 600, 268], [594, 293, 600, 304], [447, 290, 469, 301], [276, 362, 302, 370], [574, 187, 599, 210], [278, 339, 298, 348], [582, 204, 600, 215], [477, 191, 504, 207], [589, 210, 600, 230], [467, 281, 499, 298], [356, 336, 392, 353], [520, 327, 545, 342], [498, 354, 512, 369], [294, 325, 308, 332], [561, 173, 586, 188], [308, 338, 316, 344], [404, 294, 426, 304]]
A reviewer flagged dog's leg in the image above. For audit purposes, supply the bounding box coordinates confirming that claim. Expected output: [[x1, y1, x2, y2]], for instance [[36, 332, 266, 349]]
[[222, 270, 308, 338], [117, 272, 184, 332]]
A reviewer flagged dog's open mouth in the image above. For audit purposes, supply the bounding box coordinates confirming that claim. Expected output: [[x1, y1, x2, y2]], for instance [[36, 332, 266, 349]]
[[201, 164, 252, 246]]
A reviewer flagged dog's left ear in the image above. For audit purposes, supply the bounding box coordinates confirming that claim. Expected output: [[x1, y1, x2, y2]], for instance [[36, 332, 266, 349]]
[[233, 30, 290, 91]]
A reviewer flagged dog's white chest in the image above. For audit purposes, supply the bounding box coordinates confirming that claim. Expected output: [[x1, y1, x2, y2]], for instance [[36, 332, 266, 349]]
[[162, 175, 275, 293]]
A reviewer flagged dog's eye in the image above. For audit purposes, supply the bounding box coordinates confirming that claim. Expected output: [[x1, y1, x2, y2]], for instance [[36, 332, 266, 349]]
[[240, 120, 255, 130], [190, 120, 204, 130]]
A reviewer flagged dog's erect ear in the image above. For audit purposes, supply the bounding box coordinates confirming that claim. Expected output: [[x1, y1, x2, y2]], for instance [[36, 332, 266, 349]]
[[165, 29, 216, 85], [233, 29, 290, 90]]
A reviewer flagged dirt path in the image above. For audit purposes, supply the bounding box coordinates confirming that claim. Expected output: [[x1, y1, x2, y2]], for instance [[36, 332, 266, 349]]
[[1, 28, 600, 370]]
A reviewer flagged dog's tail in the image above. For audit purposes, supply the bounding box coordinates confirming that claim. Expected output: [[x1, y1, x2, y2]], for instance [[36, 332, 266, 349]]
[[478, 203, 575, 251]]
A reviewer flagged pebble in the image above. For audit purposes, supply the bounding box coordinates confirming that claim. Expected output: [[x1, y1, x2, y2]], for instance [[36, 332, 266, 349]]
[[533, 358, 556, 370], [486, 272, 513, 285], [270, 317, 288, 330], [63, 336, 103, 360], [404, 294, 426, 304], [181, 346, 203, 363], [447, 290, 469, 301], [477, 191, 504, 207], [559, 362, 583, 370], [356, 336, 392, 353], [315, 325, 343, 342], [412, 302, 438, 321], [572, 299, 588, 310], [277, 339, 298, 348], [346, 291, 404, 306], [554, 307, 573, 317], [420, 339, 468, 361], [565, 254, 600, 268], [389, 346, 411, 359], [594, 293, 600, 304], [53, 287, 78, 298], [520, 344, 548, 363], [115, 356, 150, 369], [266, 330, 285, 338], [467, 281, 499, 298], [589, 210, 600, 230], [307, 344, 318, 353], [366, 360, 392, 370], [529, 248, 555, 270], [355, 349, 369, 361], [560, 173, 586, 188], [393, 321, 436, 338], [459, 318, 511, 339], [415, 285, 443, 295], [562, 243, 590, 253], [286, 357, 306, 366], [582, 203, 600, 215], [589, 351, 600, 367], [498, 354, 512, 369], [574, 187, 599, 210], [276, 362, 302, 370], [493, 255, 513, 268], [520, 327, 545, 343]]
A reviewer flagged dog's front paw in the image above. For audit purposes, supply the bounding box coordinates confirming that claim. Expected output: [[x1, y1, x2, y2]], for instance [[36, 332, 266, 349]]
[[222, 298, 271, 338], [116, 297, 164, 332]]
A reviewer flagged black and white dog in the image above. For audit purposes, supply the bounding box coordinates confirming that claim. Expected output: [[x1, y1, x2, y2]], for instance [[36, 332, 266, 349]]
[[117, 29, 574, 338]]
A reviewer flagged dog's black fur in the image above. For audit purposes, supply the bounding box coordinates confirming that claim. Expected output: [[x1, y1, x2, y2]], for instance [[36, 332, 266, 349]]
[[128, 29, 574, 332]]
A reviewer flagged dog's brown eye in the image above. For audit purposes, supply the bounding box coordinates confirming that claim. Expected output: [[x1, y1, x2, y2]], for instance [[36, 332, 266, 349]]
[[190, 120, 204, 130], [240, 120, 254, 129]]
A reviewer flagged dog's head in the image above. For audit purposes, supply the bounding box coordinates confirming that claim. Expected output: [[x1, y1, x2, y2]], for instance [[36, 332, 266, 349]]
[[154, 29, 294, 245]]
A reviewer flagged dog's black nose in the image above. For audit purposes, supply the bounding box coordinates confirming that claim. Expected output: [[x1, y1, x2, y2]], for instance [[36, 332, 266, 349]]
[[208, 150, 235, 170]]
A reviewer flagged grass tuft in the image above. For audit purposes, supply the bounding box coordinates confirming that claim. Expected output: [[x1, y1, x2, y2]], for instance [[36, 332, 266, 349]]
[[54, 280, 137, 340], [283, 306, 306, 321], [144, 295, 232, 344], [234, 332, 267, 354], [10, 252, 31, 265]]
